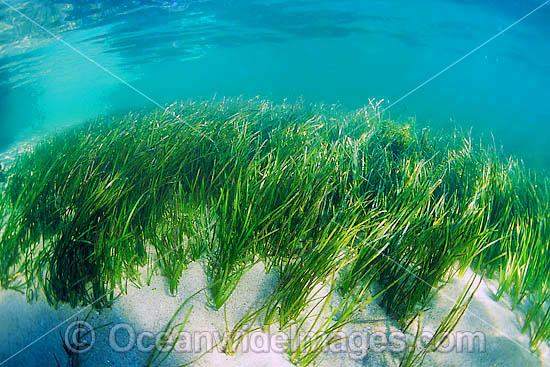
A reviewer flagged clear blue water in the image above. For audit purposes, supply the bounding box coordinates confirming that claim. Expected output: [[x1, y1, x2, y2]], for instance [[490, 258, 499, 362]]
[[1, 0, 549, 168]]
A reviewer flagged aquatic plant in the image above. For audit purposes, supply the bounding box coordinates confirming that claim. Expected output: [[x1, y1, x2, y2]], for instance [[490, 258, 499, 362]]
[[0, 97, 549, 364], [399, 274, 481, 367], [0, 163, 6, 183]]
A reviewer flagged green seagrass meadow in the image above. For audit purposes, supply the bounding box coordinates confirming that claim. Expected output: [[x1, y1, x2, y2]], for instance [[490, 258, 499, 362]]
[[0, 98, 549, 366]]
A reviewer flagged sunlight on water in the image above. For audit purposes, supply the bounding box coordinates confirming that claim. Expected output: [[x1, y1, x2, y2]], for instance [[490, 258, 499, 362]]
[[0, 0, 549, 167]]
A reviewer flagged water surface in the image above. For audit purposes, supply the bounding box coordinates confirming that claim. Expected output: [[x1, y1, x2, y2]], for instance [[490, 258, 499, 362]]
[[0, 0, 549, 168]]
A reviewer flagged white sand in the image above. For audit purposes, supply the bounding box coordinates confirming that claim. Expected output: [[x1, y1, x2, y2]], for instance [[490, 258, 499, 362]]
[[1, 262, 549, 367], [0, 136, 39, 168]]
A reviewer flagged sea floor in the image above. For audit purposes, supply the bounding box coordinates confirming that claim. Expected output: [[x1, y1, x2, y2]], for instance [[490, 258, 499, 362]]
[[0, 261, 548, 367]]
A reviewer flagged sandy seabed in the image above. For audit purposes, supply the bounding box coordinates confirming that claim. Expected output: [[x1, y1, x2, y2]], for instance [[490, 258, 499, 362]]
[[1, 260, 549, 367]]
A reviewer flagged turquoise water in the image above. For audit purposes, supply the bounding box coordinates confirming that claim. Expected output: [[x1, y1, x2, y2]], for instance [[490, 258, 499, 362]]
[[0, 0, 549, 168]]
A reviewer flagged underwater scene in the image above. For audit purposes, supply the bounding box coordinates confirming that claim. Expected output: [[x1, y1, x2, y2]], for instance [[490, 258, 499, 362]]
[[0, 1, 549, 366]]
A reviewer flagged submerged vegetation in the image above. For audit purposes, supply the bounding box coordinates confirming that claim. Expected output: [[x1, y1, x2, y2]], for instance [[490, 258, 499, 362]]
[[0, 98, 549, 363]]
